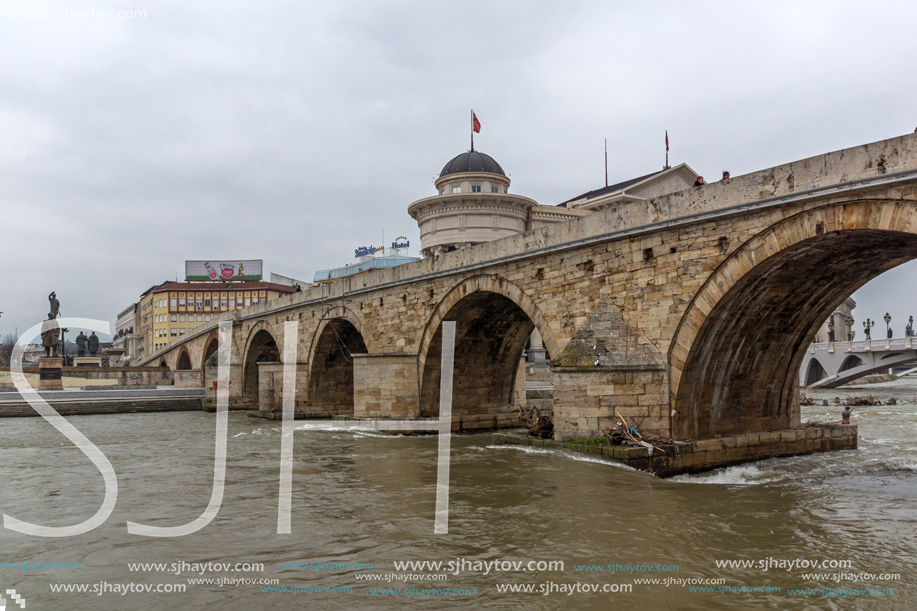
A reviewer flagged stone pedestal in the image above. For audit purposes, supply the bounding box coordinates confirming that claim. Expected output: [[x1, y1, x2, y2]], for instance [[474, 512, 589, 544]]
[[38, 357, 64, 391], [526, 328, 548, 363], [73, 356, 103, 367], [353, 353, 419, 418]]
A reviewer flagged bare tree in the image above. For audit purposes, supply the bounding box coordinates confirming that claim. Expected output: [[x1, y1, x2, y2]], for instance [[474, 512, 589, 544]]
[[0, 332, 17, 367]]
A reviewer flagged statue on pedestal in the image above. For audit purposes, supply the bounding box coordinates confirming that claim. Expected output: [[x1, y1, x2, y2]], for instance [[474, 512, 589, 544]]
[[41, 313, 60, 357], [88, 332, 100, 356], [76, 331, 88, 357]]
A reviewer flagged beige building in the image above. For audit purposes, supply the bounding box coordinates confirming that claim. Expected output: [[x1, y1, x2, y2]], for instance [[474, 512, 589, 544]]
[[136, 281, 297, 358], [813, 297, 857, 342], [112, 302, 141, 364], [408, 150, 698, 257]]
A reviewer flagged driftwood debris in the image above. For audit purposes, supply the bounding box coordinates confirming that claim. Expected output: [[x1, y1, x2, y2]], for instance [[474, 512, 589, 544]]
[[520, 404, 553, 439]]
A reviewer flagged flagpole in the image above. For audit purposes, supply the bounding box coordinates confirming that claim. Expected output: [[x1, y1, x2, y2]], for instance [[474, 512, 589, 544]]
[[665, 130, 669, 169], [471, 109, 474, 152], [604, 138, 608, 187]]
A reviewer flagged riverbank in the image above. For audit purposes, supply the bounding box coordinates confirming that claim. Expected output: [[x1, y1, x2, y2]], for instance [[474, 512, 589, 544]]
[[0, 388, 204, 417]]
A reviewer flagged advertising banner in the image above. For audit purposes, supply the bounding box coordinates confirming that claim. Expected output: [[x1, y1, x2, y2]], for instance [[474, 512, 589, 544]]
[[185, 260, 263, 282]]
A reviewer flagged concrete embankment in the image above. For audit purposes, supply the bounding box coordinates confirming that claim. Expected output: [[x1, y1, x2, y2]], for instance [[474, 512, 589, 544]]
[[0, 388, 205, 417], [494, 424, 858, 477]]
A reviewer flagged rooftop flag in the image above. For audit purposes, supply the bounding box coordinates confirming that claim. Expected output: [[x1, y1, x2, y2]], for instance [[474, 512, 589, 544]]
[[471, 110, 481, 151], [665, 130, 670, 169]]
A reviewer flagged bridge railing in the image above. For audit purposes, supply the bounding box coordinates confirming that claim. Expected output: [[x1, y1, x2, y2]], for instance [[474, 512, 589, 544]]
[[809, 337, 915, 353]]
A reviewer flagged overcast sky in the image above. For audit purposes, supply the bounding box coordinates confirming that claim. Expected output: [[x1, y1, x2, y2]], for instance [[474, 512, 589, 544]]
[[2, 0, 916, 341]]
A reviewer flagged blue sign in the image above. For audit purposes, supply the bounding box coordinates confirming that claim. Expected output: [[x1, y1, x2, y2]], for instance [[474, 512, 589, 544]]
[[391, 241, 410, 249], [354, 246, 375, 258]]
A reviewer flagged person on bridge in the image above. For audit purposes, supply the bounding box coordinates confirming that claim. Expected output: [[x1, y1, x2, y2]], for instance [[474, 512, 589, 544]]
[[693, 176, 706, 187]]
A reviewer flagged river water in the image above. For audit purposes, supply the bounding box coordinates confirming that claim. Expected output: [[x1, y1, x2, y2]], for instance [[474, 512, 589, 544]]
[[0, 381, 915, 610]]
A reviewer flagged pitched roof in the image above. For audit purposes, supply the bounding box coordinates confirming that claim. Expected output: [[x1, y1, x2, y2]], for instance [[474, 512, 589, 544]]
[[558, 169, 665, 207]]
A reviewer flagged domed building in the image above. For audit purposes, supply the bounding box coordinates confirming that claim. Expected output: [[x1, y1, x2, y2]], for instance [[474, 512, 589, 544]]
[[407, 150, 586, 257], [408, 147, 699, 258]]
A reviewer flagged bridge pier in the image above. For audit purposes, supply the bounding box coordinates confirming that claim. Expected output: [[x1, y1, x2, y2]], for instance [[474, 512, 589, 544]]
[[255, 362, 309, 414], [551, 365, 669, 441], [174, 368, 202, 388], [353, 353, 420, 418]]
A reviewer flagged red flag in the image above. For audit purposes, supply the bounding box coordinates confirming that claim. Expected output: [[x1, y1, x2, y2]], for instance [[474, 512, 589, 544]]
[[665, 130, 669, 152], [472, 112, 481, 134]]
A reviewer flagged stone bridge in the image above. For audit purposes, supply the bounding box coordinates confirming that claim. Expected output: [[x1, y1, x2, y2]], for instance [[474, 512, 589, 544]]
[[140, 133, 917, 441], [801, 338, 917, 388]]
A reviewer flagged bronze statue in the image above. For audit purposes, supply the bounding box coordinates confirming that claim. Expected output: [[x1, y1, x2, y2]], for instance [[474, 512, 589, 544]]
[[41, 313, 60, 357], [76, 331, 88, 357], [49, 292, 61, 318], [88, 331, 100, 356]]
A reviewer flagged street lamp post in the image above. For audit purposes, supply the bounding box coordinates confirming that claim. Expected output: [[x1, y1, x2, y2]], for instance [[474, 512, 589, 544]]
[[863, 318, 874, 340], [846, 316, 854, 341], [884, 312, 892, 339]]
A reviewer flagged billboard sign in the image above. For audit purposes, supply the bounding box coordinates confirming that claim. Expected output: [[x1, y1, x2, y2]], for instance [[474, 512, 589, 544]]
[[185, 260, 263, 282], [354, 246, 384, 258]]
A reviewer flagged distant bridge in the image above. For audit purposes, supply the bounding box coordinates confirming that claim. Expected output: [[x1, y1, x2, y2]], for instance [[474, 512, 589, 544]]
[[801, 338, 917, 388]]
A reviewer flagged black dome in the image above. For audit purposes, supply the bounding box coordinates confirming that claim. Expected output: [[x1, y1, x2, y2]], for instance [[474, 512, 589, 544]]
[[439, 151, 505, 177]]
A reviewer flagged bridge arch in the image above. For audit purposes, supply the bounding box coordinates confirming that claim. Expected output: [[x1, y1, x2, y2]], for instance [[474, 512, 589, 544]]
[[176, 348, 192, 371], [201, 331, 220, 370], [417, 274, 558, 427], [804, 358, 827, 386], [307, 307, 368, 415], [241, 321, 281, 400], [670, 199, 917, 438], [839, 355, 864, 372]]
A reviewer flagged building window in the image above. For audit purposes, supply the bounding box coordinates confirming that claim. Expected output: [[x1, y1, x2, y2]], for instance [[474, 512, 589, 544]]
[[221, 297, 228, 308], [171, 314, 177, 322], [491, 186, 499, 193], [179, 314, 186, 322], [471, 185, 481, 193], [195, 314, 202, 322], [179, 328, 185, 335], [260, 297, 267, 304], [170, 298, 177, 307], [196, 298, 203, 309], [204, 298, 211, 308], [170, 329, 177, 336], [178, 298, 185, 307], [245, 297, 251, 307], [452, 186, 461, 193], [205, 314, 211, 321], [229, 298, 236, 308]]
